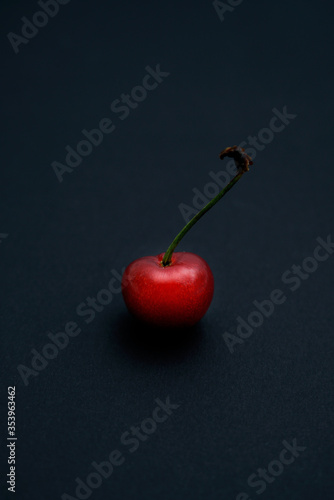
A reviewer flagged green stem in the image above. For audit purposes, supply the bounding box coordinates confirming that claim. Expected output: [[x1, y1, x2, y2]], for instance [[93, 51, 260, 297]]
[[162, 172, 244, 266]]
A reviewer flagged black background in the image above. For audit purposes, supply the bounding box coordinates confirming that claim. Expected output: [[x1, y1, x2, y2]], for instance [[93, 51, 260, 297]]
[[1, 1, 334, 499]]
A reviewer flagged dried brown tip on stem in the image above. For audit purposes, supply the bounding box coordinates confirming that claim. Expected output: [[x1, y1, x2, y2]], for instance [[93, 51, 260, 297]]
[[219, 145, 253, 173]]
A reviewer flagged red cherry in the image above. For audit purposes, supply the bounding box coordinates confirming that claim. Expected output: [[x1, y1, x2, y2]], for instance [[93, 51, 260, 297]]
[[121, 252, 214, 328], [121, 146, 253, 328]]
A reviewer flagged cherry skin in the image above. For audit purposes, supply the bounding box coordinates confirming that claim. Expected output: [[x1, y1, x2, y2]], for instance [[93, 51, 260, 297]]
[[121, 252, 214, 328]]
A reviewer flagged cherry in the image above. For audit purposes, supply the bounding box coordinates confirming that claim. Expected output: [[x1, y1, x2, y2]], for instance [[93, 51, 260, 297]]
[[122, 252, 214, 328], [122, 146, 253, 328]]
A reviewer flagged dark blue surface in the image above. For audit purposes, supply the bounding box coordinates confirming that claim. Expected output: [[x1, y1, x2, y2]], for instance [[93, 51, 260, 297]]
[[1, 1, 334, 499]]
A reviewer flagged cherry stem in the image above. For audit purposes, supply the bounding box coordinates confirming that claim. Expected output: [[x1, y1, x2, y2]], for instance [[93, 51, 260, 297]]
[[162, 146, 253, 266], [162, 171, 244, 266]]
